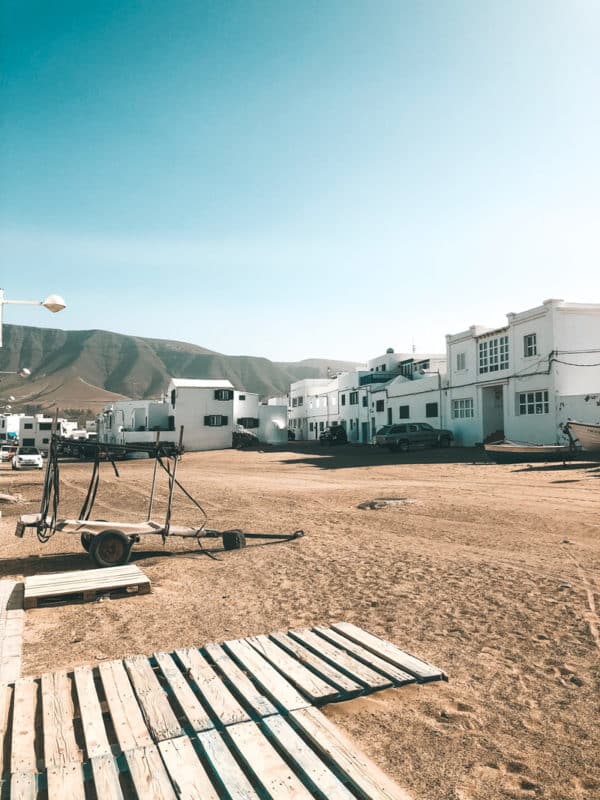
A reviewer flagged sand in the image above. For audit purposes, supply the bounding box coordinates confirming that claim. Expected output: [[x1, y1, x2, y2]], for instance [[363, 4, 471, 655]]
[[0, 444, 598, 799]]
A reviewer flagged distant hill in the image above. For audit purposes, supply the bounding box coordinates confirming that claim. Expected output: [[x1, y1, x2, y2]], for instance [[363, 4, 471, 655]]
[[0, 324, 363, 412]]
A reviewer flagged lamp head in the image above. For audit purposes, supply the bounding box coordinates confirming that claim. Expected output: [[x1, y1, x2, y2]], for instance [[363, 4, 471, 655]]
[[42, 294, 66, 313], [18, 367, 31, 378]]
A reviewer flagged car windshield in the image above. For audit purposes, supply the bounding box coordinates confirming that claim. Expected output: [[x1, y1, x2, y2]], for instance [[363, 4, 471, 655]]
[[420, 423, 434, 431], [376, 426, 391, 435], [18, 447, 39, 455]]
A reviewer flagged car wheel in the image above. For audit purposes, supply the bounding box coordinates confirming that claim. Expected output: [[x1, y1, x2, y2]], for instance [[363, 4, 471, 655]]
[[439, 435, 451, 448]]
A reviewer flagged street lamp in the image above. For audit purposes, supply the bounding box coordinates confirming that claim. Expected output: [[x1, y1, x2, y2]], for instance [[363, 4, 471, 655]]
[[0, 288, 66, 347], [0, 368, 30, 378]]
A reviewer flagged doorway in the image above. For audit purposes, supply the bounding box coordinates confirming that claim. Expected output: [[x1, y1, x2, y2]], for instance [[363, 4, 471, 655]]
[[481, 385, 504, 442]]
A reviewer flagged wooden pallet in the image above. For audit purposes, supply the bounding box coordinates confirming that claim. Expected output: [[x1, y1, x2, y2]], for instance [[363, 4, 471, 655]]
[[0, 624, 445, 798], [0, 581, 24, 684], [23, 565, 151, 609]]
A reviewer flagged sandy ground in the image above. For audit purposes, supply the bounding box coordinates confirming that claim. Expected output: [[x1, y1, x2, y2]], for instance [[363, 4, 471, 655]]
[[0, 444, 599, 800]]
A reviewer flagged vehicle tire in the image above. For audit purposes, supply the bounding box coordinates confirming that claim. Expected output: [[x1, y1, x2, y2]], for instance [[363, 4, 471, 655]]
[[398, 440, 409, 453], [81, 532, 94, 552], [222, 529, 246, 550], [439, 435, 451, 448], [90, 529, 131, 567]]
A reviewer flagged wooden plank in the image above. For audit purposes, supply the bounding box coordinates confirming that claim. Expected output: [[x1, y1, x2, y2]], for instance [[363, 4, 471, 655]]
[[98, 660, 153, 752], [245, 635, 340, 703], [73, 665, 112, 759], [0, 682, 12, 775], [154, 651, 214, 733], [263, 714, 355, 799], [47, 762, 86, 800], [125, 744, 178, 800], [224, 640, 310, 713], [124, 655, 182, 742], [41, 670, 81, 768], [197, 729, 260, 800], [25, 565, 144, 587], [8, 771, 37, 800], [288, 630, 392, 690], [269, 632, 364, 696], [175, 648, 249, 727], [291, 707, 413, 800], [159, 736, 220, 800], [11, 677, 37, 774], [204, 642, 278, 719], [227, 720, 313, 799], [332, 622, 445, 682], [313, 627, 415, 685], [90, 754, 125, 800]]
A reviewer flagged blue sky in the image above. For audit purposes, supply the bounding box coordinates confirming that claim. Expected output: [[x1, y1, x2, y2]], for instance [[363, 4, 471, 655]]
[[1, 1, 599, 361]]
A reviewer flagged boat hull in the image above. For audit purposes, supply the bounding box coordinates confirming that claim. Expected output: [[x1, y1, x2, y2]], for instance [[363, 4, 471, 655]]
[[484, 443, 572, 464], [567, 421, 600, 452]]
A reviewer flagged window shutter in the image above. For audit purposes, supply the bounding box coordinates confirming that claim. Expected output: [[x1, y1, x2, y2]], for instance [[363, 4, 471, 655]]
[[204, 415, 211, 425]]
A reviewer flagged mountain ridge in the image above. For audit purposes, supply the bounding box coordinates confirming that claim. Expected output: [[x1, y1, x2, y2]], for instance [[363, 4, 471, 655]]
[[0, 324, 363, 411]]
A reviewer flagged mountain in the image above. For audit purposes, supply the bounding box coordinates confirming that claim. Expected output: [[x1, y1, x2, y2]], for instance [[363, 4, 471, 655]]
[[0, 324, 363, 411]]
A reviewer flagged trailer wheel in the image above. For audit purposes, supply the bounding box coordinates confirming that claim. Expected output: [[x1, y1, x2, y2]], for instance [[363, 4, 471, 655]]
[[81, 533, 93, 552], [222, 529, 246, 550], [90, 529, 131, 567]]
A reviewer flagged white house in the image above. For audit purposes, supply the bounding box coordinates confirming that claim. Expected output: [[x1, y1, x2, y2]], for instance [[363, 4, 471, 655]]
[[0, 413, 22, 442], [17, 415, 70, 452]]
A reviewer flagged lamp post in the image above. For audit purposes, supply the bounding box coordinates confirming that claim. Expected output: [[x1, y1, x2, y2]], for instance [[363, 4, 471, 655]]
[[0, 288, 66, 348]]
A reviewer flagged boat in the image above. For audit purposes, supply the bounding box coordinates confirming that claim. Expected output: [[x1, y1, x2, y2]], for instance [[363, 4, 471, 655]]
[[484, 440, 572, 464], [566, 421, 600, 453]]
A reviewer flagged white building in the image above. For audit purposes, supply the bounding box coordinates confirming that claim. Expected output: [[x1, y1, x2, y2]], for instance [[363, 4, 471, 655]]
[[0, 413, 22, 442], [287, 300, 600, 447], [17, 415, 70, 452]]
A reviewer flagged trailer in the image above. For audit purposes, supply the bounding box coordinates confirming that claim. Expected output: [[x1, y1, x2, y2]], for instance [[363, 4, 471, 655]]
[[15, 429, 304, 567]]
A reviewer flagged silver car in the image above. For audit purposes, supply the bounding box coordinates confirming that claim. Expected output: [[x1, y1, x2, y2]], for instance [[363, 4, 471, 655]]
[[12, 446, 44, 470], [375, 423, 453, 452]]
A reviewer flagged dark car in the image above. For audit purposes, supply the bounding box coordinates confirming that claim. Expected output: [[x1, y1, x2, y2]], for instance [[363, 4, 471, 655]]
[[287, 429, 296, 441], [319, 426, 347, 445]]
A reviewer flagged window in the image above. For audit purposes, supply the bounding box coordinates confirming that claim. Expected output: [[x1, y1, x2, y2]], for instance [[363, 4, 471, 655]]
[[375, 399, 384, 412], [426, 402, 438, 418], [319, 421, 325, 431], [341, 394, 346, 406], [362, 396, 368, 407], [238, 394, 246, 401], [479, 335, 509, 373], [214, 389, 234, 401], [42, 438, 49, 444], [452, 398, 474, 418], [204, 415, 229, 426], [237, 417, 259, 428], [399, 405, 409, 419], [298, 397, 303, 406], [39, 422, 52, 431], [24, 423, 33, 430], [292, 398, 298, 407], [524, 333, 537, 357], [456, 352, 466, 371], [349, 391, 358, 405], [22, 438, 35, 446], [387, 408, 392, 425], [309, 422, 314, 431], [518, 390, 549, 415], [171, 389, 176, 408]]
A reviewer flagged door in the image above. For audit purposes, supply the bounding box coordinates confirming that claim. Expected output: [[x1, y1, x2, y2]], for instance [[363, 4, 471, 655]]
[[361, 422, 369, 443]]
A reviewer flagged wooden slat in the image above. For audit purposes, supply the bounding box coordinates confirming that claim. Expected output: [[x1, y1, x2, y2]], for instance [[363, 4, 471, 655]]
[[74, 666, 112, 759], [11, 677, 37, 774], [25, 565, 144, 587], [90, 754, 125, 800], [332, 622, 445, 682], [204, 642, 278, 718], [41, 670, 81, 767], [313, 627, 415, 685], [0, 682, 12, 775], [125, 744, 178, 799], [98, 660, 153, 752], [263, 714, 356, 799], [175, 648, 249, 727], [269, 632, 364, 696], [291, 707, 413, 800], [124, 656, 182, 742], [9, 771, 37, 800], [288, 630, 392, 690], [159, 736, 220, 800], [227, 720, 313, 799], [224, 640, 310, 713], [245, 635, 340, 703], [197, 729, 260, 799], [154, 652, 214, 733], [47, 762, 85, 800]]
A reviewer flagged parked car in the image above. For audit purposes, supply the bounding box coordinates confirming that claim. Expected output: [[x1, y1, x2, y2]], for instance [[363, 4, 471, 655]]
[[287, 429, 296, 441], [11, 446, 44, 470], [0, 444, 18, 463], [319, 426, 348, 445], [375, 422, 453, 452], [373, 425, 392, 445], [232, 427, 259, 449]]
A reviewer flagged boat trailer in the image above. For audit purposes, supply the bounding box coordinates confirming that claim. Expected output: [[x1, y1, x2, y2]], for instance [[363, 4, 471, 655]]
[[15, 430, 304, 567]]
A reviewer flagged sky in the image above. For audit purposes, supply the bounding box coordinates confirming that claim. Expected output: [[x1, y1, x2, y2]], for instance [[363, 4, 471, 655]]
[[1, 0, 600, 362]]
